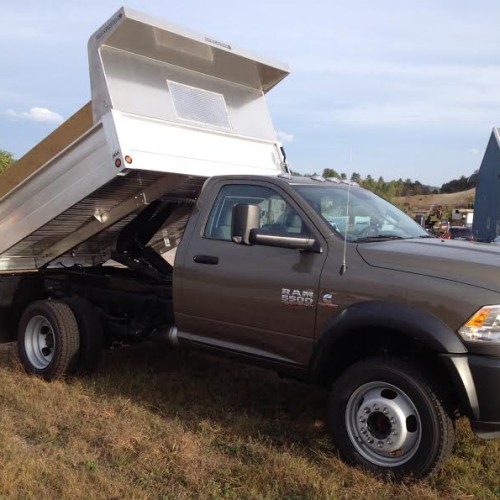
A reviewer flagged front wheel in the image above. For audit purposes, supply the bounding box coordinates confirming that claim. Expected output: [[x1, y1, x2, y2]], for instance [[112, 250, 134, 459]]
[[329, 356, 455, 479]]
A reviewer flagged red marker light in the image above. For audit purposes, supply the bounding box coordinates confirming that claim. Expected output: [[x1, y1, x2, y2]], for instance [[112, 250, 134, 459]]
[[115, 158, 122, 168]]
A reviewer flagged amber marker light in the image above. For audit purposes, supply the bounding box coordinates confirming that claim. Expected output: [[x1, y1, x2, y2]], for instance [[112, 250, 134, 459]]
[[466, 307, 492, 328], [125, 155, 133, 164], [458, 305, 500, 343]]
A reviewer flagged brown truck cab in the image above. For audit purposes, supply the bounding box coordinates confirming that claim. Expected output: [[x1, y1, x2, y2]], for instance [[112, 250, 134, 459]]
[[169, 174, 500, 478]]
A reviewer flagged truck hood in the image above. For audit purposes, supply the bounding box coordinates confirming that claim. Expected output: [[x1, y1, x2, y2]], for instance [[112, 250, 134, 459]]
[[356, 238, 500, 293]]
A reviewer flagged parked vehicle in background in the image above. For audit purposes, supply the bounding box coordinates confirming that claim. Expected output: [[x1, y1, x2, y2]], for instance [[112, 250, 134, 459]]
[[441, 226, 475, 241]]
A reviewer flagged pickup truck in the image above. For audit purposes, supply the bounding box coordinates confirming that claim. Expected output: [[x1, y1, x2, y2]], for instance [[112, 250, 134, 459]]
[[5, 172, 500, 479], [1, 7, 499, 481]]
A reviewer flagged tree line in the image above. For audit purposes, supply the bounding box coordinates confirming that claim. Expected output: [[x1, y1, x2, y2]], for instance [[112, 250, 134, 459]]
[[293, 167, 476, 200], [440, 175, 476, 194]]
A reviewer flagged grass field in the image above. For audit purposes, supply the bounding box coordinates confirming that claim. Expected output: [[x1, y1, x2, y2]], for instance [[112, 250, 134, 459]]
[[395, 188, 476, 212], [0, 342, 499, 499]]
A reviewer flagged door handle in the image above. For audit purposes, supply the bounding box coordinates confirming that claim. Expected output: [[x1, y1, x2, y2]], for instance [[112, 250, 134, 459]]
[[193, 254, 219, 265]]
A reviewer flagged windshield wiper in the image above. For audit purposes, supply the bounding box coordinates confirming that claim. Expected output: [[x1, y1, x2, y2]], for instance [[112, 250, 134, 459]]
[[354, 235, 405, 242]]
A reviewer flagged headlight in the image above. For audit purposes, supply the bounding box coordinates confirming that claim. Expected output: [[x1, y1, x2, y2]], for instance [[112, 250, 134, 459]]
[[458, 305, 500, 343]]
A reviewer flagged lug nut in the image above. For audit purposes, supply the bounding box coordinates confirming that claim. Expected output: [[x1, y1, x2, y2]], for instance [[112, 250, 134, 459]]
[[373, 404, 380, 411], [377, 441, 384, 449], [386, 439, 392, 445], [383, 407, 388, 414], [392, 431, 398, 436], [359, 417, 366, 423], [364, 407, 371, 414], [390, 417, 396, 424]]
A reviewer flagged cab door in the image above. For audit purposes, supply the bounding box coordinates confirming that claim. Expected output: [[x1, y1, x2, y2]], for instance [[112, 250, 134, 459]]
[[174, 181, 327, 367]]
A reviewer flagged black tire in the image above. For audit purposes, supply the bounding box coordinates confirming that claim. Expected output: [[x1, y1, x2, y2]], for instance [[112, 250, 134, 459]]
[[329, 356, 455, 480], [17, 300, 80, 381], [62, 298, 103, 375]]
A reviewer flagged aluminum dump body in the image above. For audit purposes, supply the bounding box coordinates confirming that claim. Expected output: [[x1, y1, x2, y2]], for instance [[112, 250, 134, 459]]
[[0, 7, 288, 272]]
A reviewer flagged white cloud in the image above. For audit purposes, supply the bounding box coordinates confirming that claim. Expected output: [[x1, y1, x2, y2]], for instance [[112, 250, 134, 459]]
[[6, 107, 64, 125], [277, 130, 294, 143]]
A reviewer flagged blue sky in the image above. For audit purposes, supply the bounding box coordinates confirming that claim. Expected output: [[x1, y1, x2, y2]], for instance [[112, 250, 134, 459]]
[[1, 0, 500, 185]]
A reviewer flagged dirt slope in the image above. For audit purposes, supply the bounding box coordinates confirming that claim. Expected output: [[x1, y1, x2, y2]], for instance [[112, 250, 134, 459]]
[[396, 188, 475, 211]]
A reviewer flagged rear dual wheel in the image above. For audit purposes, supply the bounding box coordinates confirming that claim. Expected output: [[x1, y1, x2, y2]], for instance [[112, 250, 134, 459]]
[[17, 298, 103, 380], [62, 298, 103, 375], [18, 300, 80, 381]]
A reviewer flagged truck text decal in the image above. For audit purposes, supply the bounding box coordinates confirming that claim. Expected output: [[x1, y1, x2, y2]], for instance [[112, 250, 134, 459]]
[[95, 13, 123, 40], [204, 37, 232, 50], [281, 288, 314, 307]]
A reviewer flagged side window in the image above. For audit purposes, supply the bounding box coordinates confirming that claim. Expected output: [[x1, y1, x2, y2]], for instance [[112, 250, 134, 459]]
[[205, 184, 311, 240]]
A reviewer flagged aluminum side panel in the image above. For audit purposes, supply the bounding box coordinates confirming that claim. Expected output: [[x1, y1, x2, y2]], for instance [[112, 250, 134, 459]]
[[0, 125, 113, 256], [0, 103, 93, 201]]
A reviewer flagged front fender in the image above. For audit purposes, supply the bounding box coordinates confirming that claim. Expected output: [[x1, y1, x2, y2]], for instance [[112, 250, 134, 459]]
[[313, 300, 467, 360], [310, 301, 479, 418]]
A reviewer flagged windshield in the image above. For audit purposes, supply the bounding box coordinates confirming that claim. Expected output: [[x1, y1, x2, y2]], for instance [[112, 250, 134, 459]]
[[293, 184, 429, 242]]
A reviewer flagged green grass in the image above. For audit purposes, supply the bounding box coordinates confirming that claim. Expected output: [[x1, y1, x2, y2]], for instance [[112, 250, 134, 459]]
[[0, 342, 499, 499]]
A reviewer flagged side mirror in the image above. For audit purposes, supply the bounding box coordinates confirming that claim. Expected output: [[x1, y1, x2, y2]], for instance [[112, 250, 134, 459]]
[[231, 203, 322, 253], [231, 204, 260, 245]]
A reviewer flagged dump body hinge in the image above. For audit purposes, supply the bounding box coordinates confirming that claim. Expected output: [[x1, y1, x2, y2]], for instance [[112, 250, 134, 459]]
[[113, 199, 189, 280]]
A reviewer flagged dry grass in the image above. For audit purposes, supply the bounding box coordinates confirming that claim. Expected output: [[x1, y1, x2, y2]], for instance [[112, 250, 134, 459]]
[[396, 188, 476, 211], [0, 342, 499, 499]]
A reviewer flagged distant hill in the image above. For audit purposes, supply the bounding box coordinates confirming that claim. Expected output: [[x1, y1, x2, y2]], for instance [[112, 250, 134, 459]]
[[395, 188, 475, 211]]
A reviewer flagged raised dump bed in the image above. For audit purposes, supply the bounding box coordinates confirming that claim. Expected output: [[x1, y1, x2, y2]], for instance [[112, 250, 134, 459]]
[[0, 7, 289, 272]]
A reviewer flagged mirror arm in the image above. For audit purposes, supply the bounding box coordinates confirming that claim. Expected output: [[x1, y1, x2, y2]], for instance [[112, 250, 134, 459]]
[[249, 230, 321, 253]]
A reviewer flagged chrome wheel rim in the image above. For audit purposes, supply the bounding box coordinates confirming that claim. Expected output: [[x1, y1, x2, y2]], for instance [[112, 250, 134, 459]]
[[24, 315, 56, 369], [345, 381, 422, 467]]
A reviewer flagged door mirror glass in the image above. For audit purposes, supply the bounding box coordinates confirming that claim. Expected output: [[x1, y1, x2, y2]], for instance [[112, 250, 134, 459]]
[[231, 204, 260, 244]]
